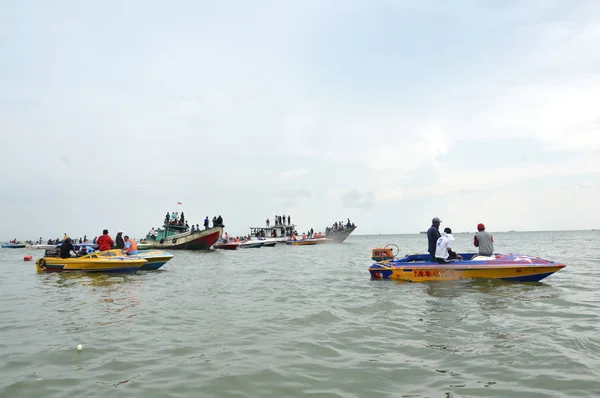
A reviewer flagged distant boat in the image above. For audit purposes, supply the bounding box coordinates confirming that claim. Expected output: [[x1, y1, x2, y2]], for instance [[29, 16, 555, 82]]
[[508, 230, 517, 233], [419, 231, 427, 234]]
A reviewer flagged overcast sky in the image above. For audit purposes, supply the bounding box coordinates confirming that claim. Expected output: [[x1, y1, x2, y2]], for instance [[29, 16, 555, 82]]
[[1, 0, 599, 241]]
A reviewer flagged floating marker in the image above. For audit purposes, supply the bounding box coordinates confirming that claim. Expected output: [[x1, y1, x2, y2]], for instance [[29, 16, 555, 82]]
[[77, 344, 83, 351]]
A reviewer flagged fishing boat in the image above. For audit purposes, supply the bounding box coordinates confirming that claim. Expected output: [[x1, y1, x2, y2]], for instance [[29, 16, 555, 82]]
[[249, 222, 297, 242], [145, 222, 223, 250], [323, 225, 357, 243], [368, 252, 566, 283], [35, 256, 146, 273], [214, 241, 239, 250], [2, 243, 26, 248], [285, 240, 318, 246], [87, 249, 174, 270]]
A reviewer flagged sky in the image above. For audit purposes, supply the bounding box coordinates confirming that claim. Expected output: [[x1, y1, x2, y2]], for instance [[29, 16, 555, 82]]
[[1, 0, 600, 240]]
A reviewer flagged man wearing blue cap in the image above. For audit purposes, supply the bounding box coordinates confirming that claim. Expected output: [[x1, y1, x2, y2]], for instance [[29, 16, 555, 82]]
[[427, 217, 442, 262]]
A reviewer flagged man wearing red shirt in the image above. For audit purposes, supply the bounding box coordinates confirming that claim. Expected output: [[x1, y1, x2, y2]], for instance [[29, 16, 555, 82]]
[[96, 229, 114, 251]]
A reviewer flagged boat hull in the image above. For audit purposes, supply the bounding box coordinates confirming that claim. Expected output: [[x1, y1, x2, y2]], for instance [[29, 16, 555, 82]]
[[148, 227, 223, 250], [214, 242, 239, 250], [369, 253, 566, 283], [36, 257, 146, 273], [26, 244, 56, 250], [324, 226, 357, 243]]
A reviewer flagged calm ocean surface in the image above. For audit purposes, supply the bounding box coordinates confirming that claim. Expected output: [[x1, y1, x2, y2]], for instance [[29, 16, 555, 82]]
[[1, 231, 599, 398]]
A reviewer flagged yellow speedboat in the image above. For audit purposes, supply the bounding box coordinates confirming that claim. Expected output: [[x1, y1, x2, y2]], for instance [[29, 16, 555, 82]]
[[88, 249, 174, 270], [36, 254, 147, 273]]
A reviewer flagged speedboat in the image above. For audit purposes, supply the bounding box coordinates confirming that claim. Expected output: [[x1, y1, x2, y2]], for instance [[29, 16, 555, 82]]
[[369, 253, 566, 283], [88, 249, 174, 270], [36, 255, 146, 273], [285, 240, 318, 246], [256, 238, 277, 247], [238, 241, 264, 248], [2, 243, 26, 248], [214, 241, 239, 250], [26, 244, 56, 250]]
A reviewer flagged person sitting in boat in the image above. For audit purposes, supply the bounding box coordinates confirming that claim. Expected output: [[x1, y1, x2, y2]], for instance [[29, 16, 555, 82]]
[[96, 229, 114, 252], [59, 238, 77, 258], [124, 236, 138, 255], [474, 223, 494, 257], [77, 246, 89, 256], [191, 224, 196, 233], [435, 227, 463, 263], [115, 230, 125, 249]]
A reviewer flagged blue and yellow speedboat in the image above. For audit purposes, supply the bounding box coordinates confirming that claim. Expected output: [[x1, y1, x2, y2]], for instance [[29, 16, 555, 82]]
[[369, 252, 566, 283]]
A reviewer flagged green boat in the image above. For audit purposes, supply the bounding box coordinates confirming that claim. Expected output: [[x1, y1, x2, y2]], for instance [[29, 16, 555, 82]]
[[144, 223, 223, 250]]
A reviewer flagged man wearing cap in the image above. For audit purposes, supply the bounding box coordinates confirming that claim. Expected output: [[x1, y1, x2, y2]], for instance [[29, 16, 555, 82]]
[[474, 223, 494, 257], [427, 217, 442, 262]]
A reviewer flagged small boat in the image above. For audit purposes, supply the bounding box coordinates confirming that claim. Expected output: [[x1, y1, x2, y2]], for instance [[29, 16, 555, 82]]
[[25, 244, 56, 250], [257, 238, 277, 247], [214, 241, 239, 250], [369, 253, 566, 283], [2, 243, 26, 248], [238, 241, 264, 248], [136, 243, 154, 250], [35, 256, 146, 273], [285, 240, 318, 246], [88, 249, 174, 270]]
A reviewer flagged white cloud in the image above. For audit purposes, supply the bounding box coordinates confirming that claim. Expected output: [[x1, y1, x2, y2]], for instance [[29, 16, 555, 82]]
[[279, 168, 310, 182], [579, 180, 595, 189]]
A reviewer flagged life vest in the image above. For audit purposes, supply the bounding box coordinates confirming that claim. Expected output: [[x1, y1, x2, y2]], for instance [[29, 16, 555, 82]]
[[126, 238, 138, 253]]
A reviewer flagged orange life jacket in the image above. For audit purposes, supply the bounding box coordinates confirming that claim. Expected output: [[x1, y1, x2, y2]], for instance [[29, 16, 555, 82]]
[[126, 238, 138, 253]]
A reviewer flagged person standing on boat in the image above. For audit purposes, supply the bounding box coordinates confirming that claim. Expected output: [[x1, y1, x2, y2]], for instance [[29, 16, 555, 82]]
[[115, 230, 125, 249], [96, 229, 114, 252], [124, 236, 138, 255], [266, 218, 270, 227], [204, 217, 209, 229], [427, 217, 442, 262], [474, 223, 494, 256]]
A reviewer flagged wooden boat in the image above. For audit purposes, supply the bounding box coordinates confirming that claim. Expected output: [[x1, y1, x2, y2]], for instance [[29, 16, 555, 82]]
[[2, 243, 26, 248], [214, 241, 239, 250], [35, 256, 146, 273], [87, 249, 174, 270], [285, 240, 317, 246], [145, 223, 223, 250], [323, 226, 357, 243], [369, 253, 566, 283]]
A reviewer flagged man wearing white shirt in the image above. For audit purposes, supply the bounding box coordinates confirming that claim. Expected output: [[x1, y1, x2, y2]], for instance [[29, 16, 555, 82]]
[[435, 227, 463, 263]]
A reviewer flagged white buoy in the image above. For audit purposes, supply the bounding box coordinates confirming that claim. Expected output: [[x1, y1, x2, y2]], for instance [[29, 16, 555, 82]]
[[77, 344, 83, 351]]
